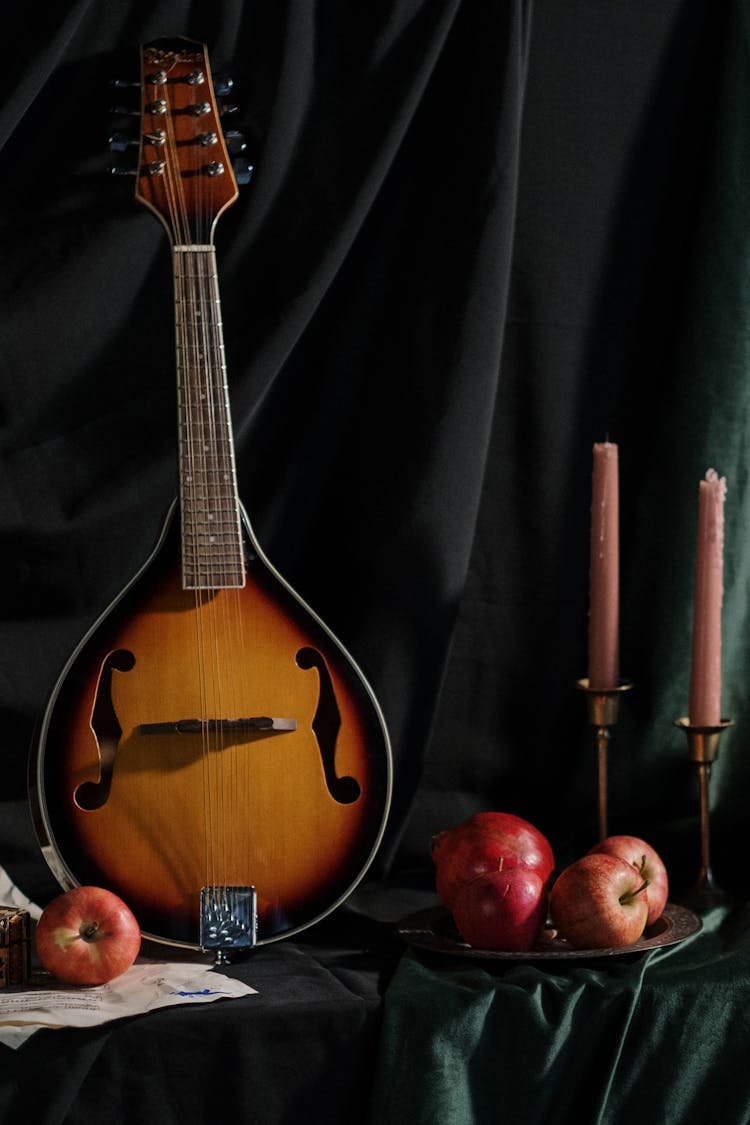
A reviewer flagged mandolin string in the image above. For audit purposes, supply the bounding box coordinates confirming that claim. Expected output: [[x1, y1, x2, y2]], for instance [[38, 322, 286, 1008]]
[[198, 244, 226, 890], [210, 255, 236, 893], [192, 257, 218, 897], [198, 79, 234, 898], [207, 248, 247, 893], [191, 108, 223, 897], [200, 76, 251, 900], [159, 55, 249, 911], [200, 222, 230, 893], [193, 86, 241, 899], [165, 70, 218, 896], [214, 252, 236, 894], [190, 135, 213, 889], [143, 70, 211, 896]]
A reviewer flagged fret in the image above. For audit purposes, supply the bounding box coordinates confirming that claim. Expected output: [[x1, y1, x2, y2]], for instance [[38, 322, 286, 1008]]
[[173, 245, 245, 590], [181, 482, 237, 499], [182, 507, 239, 521], [175, 309, 222, 324], [176, 344, 226, 358], [182, 541, 245, 555], [177, 491, 242, 522], [177, 420, 234, 435], [182, 545, 243, 555], [181, 511, 242, 529]]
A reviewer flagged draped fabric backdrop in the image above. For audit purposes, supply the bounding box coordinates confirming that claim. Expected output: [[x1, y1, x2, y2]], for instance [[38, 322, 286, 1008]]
[[0, 0, 745, 913]]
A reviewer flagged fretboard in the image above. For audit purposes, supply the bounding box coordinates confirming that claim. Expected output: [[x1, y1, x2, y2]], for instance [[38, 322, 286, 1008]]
[[173, 246, 245, 590]]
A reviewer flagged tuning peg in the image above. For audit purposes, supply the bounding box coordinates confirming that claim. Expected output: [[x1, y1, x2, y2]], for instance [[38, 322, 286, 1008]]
[[232, 158, 254, 186], [109, 160, 137, 177], [110, 103, 141, 117], [111, 78, 140, 88], [219, 102, 239, 117], [213, 74, 234, 98], [224, 130, 247, 155], [109, 130, 138, 153]]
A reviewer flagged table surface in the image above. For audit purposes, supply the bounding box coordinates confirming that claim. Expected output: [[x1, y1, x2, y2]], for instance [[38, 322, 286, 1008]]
[[4, 794, 750, 1125]]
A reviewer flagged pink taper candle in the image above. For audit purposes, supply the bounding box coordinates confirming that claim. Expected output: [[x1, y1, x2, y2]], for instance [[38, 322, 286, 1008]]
[[588, 442, 619, 690], [688, 469, 726, 727]]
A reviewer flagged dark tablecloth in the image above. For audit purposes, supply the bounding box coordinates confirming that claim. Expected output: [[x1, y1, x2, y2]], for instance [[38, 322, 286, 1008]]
[[0, 799, 419, 1125], [0, 908, 399, 1125]]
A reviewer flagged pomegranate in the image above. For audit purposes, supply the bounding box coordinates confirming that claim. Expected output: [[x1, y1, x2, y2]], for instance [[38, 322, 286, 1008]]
[[431, 811, 555, 909]]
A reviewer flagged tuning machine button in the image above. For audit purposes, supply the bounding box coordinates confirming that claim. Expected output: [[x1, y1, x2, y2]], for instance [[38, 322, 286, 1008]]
[[109, 160, 137, 177], [108, 129, 138, 175], [213, 75, 234, 98], [232, 158, 254, 186], [205, 161, 225, 177], [197, 131, 219, 147], [224, 130, 246, 155], [145, 99, 168, 115], [146, 159, 166, 176], [109, 130, 138, 153], [148, 69, 168, 85], [187, 102, 212, 117], [186, 69, 206, 86]]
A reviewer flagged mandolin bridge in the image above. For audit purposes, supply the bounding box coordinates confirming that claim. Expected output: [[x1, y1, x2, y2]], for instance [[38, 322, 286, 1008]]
[[200, 885, 257, 960]]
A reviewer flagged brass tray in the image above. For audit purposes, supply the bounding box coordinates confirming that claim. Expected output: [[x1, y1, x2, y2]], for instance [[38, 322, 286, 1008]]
[[397, 902, 702, 961]]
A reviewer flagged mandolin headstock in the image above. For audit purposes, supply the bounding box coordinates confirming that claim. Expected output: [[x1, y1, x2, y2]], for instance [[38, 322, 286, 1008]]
[[133, 37, 243, 246]]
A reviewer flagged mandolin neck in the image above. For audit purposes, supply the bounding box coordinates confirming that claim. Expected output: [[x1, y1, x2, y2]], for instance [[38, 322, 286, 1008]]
[[173, 245, 245, 590]]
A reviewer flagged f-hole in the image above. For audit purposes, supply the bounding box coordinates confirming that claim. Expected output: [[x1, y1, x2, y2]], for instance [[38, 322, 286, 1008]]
[[296, 647, 361, 804], [75, 648, 136, 811]]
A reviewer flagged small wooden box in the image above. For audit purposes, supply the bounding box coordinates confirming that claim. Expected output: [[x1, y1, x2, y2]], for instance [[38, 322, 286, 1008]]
[[0, 907, 31, 987]]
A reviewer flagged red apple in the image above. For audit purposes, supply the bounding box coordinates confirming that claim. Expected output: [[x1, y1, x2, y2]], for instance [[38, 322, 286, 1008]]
[[431, 811, 555, 909], [451, 864, 548, 951], [587, 834, 668, 925], [35, 886, 141, 985], [549, 853, 649, 949]]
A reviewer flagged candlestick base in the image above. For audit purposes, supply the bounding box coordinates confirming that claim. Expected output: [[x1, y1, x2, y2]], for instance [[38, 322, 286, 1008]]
[[674, 717, 734, 913], [577, 679, 634, 842]]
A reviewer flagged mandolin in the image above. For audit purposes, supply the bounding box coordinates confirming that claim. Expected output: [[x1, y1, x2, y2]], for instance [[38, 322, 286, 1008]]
[[28, 37, 392, 954]]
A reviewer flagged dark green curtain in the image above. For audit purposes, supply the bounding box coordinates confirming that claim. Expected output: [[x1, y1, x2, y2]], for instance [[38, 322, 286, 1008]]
[[367, 4, 750, 1124], [621, 0, 750, 878], [397, 0, 748, 899]]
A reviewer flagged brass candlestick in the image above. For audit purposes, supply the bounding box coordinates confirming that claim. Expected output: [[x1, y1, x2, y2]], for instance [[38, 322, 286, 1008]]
[[577, 679, 634, 841], [674, 716, 733, 912]]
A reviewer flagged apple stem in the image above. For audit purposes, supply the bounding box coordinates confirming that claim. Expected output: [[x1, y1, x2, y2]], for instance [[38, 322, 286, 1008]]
[[620, 879, 649, 905], [80, 921, 100, 941]]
